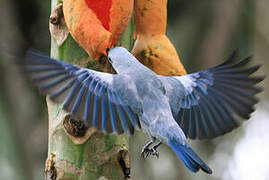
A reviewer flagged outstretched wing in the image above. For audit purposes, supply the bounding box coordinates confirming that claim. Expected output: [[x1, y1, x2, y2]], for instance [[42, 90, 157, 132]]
[[159, 51, 264, 139], [23, 50, 141, 135]]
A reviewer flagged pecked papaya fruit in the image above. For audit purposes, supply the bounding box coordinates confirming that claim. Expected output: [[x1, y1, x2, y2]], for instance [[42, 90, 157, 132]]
[[63, 0, 134, 60]]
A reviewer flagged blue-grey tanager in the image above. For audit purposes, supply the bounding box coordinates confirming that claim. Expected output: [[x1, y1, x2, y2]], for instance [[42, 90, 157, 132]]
[[23, 47, 263, 174]]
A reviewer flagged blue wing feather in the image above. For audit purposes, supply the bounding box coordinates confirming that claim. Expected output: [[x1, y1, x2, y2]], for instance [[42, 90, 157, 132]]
[[50, 78, 76, 100], [122, 106, 139, 128], [71, 85, 87, 114], [39, 74, 72, 91], [92, 88, 100, 128], [23, 50, 140, 135], [25, 65, 63, 72], [198, 95, 220, 137], [194, 106, 208, 138], [63, 81, 80, 109], [108, 101, 118, 133], [32, 70, 68, 81], [84, 90, 93, 124], [101, 95, 107, 132], [186, 109, 193, 137], [191, 106, 199, 139], [115, 105, 129, 133], [160, 52, 263, 139]]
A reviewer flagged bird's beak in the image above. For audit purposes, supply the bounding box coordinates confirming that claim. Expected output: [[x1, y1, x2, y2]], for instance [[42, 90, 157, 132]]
[[107, 57, 112, 64], [105, 48, 110, 56], [106, 48, 113, 64]]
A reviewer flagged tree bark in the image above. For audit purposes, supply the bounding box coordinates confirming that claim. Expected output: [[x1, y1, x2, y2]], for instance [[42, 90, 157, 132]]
[[44, 1, 134, 179]]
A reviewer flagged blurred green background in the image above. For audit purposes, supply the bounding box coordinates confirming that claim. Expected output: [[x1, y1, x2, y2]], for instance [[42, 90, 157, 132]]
[[0, 0, 268, 180]]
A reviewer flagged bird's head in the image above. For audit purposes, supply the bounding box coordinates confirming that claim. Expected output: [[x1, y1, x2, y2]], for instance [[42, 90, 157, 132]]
[[107, 47, 140, 73]]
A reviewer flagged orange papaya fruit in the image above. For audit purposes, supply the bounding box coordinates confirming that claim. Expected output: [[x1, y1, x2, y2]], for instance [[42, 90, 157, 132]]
[[132, 0, 187, 76], [132, 34, 186, 76], [63, 0, 134, 60], [133, 0, 167, 35]]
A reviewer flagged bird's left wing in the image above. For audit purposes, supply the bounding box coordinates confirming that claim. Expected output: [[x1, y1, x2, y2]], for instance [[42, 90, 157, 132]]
[[159, 52, 264, 139], [23, 50, 141, 135]]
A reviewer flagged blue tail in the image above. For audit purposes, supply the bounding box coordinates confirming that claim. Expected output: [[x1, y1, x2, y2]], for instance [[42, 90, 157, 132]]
[[169, 139, 212, 174]]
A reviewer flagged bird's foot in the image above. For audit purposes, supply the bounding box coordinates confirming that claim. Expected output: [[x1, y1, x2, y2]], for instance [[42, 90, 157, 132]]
[[141, 140, 153, 158], [141, 146, 159, 159], [141, 141, 161, 159]]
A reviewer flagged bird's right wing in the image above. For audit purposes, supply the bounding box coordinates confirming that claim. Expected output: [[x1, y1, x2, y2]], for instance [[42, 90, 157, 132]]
[[23, 50, 141, 135], [159, 52, 264, 139]]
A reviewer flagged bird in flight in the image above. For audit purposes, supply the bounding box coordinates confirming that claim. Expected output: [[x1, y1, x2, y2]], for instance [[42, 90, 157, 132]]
[[23, 47, 263, 174]]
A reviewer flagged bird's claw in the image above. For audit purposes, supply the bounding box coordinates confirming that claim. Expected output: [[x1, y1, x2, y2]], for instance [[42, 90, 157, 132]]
[[150, 148, 159, 158], [141, 147, 159, 159]]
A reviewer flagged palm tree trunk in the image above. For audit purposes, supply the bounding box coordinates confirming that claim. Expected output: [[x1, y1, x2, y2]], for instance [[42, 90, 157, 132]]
[[44, 1, 134, 179]]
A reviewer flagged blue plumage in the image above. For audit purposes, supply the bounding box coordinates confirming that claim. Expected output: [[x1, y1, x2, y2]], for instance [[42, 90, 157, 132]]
[[115, 105, 129, 133], [108, 101, 118, 133], [27, 49, 140, 134], [50, 78, 76, 100], [169, 139, 212, 174], [92, 92, 100, 128], [160, 51, 263, 140], [62, 81, 80, 109], [122, 106, 138, 127], [71, 85, 86, 114], [23, 47, 264, 174], [101, 95, 108, 132], [84, 90, 92, 124], [40, 74, 71, 92]]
